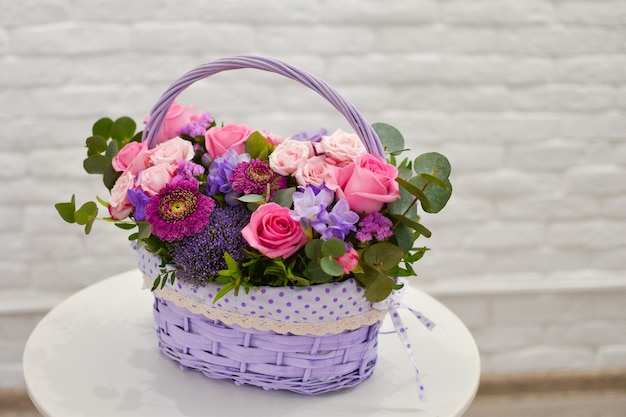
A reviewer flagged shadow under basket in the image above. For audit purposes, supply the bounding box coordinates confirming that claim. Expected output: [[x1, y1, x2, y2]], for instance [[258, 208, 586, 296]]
[[152, 296, 382, 395]]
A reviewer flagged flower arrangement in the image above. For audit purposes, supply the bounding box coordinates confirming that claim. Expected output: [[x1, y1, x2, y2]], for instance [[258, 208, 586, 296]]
[[56, 102, 452, 303]]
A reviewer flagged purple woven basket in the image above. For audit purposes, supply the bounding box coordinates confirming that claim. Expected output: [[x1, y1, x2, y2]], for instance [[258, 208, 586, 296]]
[[142, 55, 387, 395]]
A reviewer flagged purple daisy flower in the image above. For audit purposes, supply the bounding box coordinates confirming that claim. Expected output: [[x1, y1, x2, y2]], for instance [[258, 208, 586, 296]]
[[230, 159, 287, 198], [145, 179, 215, 242]]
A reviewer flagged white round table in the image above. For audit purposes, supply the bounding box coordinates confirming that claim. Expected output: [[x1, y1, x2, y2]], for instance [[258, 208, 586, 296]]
[[23, 270, 480, 417]]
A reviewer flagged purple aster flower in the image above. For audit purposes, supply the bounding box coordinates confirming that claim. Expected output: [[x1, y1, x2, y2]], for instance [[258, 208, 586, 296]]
[[145, 179, 215, 242], [178, 112, 214, 138], [169, 204, 252, 287], [290, 127, 328, 143], [356, 212, 394, 242], [230, 159, 287, 198], [127, 188, 150, 222], [312, 199, 359, 241], [173, 160, 205, 182], [290, 184, 335, 228], [206, 149, 250, 198]]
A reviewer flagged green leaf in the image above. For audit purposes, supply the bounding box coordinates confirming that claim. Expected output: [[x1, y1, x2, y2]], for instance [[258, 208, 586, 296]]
[[306, 262, 333, 284], [373, 122, 405, 155], [363, 242, 405, 272], [105, 138, 119, 159], [110, 117, 137, 144], [305, 239, 323, 260], [75, 201, 98, 226], [414, 152, 451, 182], [364, 274, 395, 303], [237, 194, 266, 204], [245, 131, 272, 161], [388, 183, 418, 220], [409, 176, 452, 214], [114, 222, 136, 230], [55, 195, 76, 223], [137, 222, 152, 241], [151, 276, 161, 291], [92, 117, 113, 139], [103, 163, 121, 191], [83, 154, 111, 174], [389, 213, 432, 238], [85, 136, 108, 156], [272, 187, 296, 208], [396, 177, 431, 212], [392, 223, 415, 252], [214, 282, 235, 303], [320, 257, 344, 276], [224, 252, 239, 271], [321, 238, 346, 258]]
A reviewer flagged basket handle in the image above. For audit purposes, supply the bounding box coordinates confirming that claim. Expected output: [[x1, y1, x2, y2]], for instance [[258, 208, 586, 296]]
[[142, 55, 384, 156]]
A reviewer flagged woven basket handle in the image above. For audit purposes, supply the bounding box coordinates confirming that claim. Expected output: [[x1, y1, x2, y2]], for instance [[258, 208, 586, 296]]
[[142, 55, 384, 156]]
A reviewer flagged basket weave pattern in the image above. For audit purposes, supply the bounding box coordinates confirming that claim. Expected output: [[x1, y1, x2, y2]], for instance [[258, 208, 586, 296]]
[[154, 297, 381, 394]]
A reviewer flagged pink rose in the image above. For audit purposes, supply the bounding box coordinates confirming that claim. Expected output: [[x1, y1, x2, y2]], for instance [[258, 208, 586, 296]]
[[336, 154, 401, 214], [241, 203, 308, 259], [124, 145, 154, 175], [149, 137, 195, 166], [261, 130, 285, 146], [336, 246, 359, 274], [112, 141, 145, 172], [317, 129, 367, 166], [294, 156, 339, 189], [145, 102, 202, 144], [135, 163, 175, 196], [108, 171, 135, 219], [205, 124, 253, 158], [269, 139, 312, 176]]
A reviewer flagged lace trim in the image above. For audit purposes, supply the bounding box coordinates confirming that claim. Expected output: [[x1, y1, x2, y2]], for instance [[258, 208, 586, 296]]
[[145, 275, 388, 336]]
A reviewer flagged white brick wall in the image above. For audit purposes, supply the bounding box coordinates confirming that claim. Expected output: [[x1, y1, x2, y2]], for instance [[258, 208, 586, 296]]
[[1, 0, 625, 387]]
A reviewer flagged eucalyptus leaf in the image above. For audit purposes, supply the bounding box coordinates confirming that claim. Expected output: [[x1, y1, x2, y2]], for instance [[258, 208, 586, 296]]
[[74, 201, 98, 226], [110, 116, 137, 144], [364, 274, 395, 303], [409, 176, 452, 214], [414, 152, 451, 182], [395, 177, 431, 212], [373, 122, 405, 154], [237, 194, 266, 204], [272, 187, 296, 208], [305, 239, 323, 260], [363, 242, 405, 272], [114, 222, 136, 230], [55, 195, 76, 223], [105, 138, 119, 159], [92, 117, 113, 139], [103, 163, 121, 191], [321, 238, 346, 258], [83, 154, 110, 174], [85, 136, 108, 156], [392, 223, 415, 252], [389, 213, 432, 238], [320, 257, 344, 276], [306, 262, 334, 283]]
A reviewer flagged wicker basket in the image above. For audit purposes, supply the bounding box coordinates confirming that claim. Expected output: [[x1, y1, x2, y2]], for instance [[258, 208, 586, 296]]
[[140, 56, 393, 395]]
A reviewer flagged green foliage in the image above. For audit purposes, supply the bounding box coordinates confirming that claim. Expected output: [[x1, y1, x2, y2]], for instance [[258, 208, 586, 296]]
[[245, 131, 272, 161], [373, 122, 406, 155], [55, 195, 98, 234]]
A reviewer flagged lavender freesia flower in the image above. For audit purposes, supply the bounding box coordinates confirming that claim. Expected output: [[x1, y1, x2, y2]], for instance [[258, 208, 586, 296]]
[[291, 184, 335, 228], [290, 127, 328, 143], [126, 188, 151, 222], [312, 198, 359, 241]]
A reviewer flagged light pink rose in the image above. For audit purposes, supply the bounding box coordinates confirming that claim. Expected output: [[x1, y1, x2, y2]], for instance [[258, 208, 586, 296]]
[[205, 124, 253, 158], [144, 102, 202, 144], [336, 154, 401, 214], [336, 246, 359, 274], [294, 156, 339, 189], [318, 129, 367, 166], [135, 163, 176, 196], [149, 137, 195, 166], [269, 139, 312, 176], [112, 141, 145, 172], [241, 202, 308, 259], [108, 170, 135, 219], [261, 130, 285, 146], [124, 145, 154, 175]]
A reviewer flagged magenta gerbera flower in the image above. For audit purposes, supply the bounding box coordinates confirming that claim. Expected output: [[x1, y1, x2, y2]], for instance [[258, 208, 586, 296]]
[[145, 179, 215, 242], [230, 159, 287, 198]]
